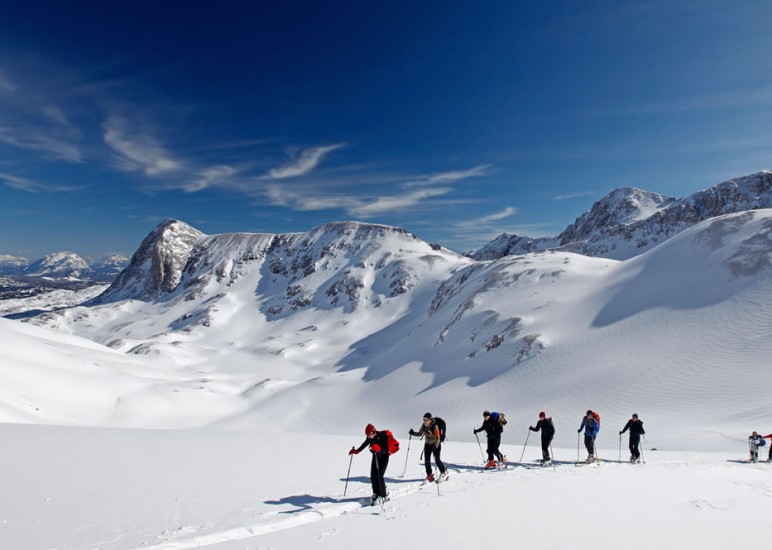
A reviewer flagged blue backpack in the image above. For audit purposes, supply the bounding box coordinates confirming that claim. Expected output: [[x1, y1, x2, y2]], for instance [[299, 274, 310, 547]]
[[490, 412, 507, 426]]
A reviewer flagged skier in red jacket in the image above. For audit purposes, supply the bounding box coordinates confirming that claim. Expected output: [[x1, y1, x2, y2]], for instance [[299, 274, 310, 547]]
[[349, 423, 390, 505]]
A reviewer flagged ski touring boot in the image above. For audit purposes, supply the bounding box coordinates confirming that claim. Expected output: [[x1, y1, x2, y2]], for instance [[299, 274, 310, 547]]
[[425, 473, 435, 483], [484, 459, 496, 470], [439, 470, 449, 482], [586, 454, 595, 464]]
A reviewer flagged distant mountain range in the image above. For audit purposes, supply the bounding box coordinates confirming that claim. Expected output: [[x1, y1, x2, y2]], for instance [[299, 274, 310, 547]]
[[467, 170, 772, 260], [0, 252, 129, 280], [0, 252, 129, 317]]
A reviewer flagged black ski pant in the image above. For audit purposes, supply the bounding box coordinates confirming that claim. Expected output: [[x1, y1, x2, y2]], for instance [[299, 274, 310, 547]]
[[584, 434, 596, 456], [541, 436, 553, 461], [487, 435, 504, 462], [629, 434, 641, 459], [424, 443, 446, 475], [370, 452, 389, 497]]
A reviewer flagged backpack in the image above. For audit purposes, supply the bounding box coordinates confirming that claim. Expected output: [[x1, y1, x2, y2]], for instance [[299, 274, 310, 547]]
[[434, 417, 447, 442], [761, 438, 767, 447], [490, 412, 507, 426], [384, 430, 400, 455], [592, 411, 600, 427]]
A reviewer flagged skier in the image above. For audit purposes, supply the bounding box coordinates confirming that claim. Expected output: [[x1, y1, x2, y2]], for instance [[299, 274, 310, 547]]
[[349, 423, 390, 505], [764, 433, 772, 462], [529, 411, 555, 465], [577, 410, 600, 463], [748, 431, 765, 463], [408, 412, 448, 482], [619, 413, 645, 463], [474, 410, 506, 469]]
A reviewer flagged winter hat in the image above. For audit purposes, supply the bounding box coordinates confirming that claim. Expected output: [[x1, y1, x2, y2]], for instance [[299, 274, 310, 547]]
[[586, 410, 593, 415], [365, 423, 376, 436], [632, 413, 638, 419], [423, 412, 432, 420], [539, 411, 546, 418], [483, 411, 491, 417]]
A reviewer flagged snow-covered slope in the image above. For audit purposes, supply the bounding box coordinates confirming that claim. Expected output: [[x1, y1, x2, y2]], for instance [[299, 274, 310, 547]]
[[10, 210, 772, 449]]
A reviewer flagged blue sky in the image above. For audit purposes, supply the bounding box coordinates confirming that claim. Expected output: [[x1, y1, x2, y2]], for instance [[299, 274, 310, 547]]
[[1, 1, 771, 259]]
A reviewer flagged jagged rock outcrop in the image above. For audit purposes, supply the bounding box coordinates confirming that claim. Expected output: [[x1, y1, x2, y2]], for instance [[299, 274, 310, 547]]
[[92, 219, 205, 303]]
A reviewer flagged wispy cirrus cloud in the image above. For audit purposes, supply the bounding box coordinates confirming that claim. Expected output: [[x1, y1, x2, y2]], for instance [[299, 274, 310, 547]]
[[102, 116, 183, 176], [183, 165, 237, 192], [0, 172, 77, 193], [265, 144, 345, 179], [553, 190, 596, 201], [263, 164, 491, 217], [404, 164, 490, 187]]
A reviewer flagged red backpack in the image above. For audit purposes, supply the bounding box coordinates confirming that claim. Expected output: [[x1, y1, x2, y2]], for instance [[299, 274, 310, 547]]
[[384, 430, 400, 455], [592, 411, 601, 426]]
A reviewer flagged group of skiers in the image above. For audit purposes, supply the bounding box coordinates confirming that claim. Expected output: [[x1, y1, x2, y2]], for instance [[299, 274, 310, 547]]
[[748, 431, 772, 463], [348, 410, 646, 506]]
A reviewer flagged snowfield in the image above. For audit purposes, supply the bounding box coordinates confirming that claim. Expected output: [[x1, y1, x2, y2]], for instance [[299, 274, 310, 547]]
[[1, 424, 770, 550], [1, 210, 772, 548]]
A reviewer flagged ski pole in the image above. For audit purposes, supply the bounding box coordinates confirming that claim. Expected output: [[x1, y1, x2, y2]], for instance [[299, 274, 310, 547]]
[[475, 431, 485, 462], [592, 437, 600, 463], [435, 466, 441, 496], [401, 435, 412, 477], [344, 447, 354, 496], [549, 442, 557, 472], [576, 432, 580, 463], [640, 436, 646, 464], [619, 432, 622, 463], [519, 430, 531, 462]]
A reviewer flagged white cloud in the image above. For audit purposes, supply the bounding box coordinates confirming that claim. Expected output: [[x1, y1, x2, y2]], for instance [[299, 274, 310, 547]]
[[348, 187, 453, 217], [103, 117, 182, 176], [404, 164, 490, 187], [184, 165, 236, 192], [266, 144, 344, 179], [0, 127, 83, 163], [553, 190, 596, 201], [0, 172, 74, 193]]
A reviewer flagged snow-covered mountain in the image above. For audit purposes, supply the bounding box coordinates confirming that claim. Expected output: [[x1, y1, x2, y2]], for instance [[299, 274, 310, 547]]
[[0, 254, 31, 275], [25, 251, 92, 278], [471, 170, 772, 260], [18, 210, 772, 448], [89, 253, 130, 280]]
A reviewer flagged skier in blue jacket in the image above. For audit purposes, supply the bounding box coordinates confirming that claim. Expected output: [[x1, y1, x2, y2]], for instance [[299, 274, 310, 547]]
[[577, 410, 599, 463]]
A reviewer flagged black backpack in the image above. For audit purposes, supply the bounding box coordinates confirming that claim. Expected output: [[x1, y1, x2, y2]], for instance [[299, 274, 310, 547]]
[[434, 417, 447, 442]]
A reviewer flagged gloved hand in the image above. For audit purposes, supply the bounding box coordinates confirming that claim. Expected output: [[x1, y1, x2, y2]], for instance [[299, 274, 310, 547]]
[[529, 426, 534, 430], [409, 429, 416, 437], [577, 429, 581, 433], [473, 429, 478, 434], [371, 444, 381, 453], [349, 448, 358, 455], [619, 431, 623, 435]]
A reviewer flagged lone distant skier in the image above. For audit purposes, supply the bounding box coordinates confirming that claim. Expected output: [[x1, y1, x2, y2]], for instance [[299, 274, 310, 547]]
[[619, 413, 645, 463], [577, 410, 600, 463], [749, 431, 765, 463], [409, 412, 448, 482], [529, 411, 555, 465], [349, 423, 390, 505], [474, 411, 506, 469]]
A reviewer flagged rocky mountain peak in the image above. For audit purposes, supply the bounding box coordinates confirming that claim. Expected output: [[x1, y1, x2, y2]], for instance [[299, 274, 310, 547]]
[[93, 219, 205, 303]]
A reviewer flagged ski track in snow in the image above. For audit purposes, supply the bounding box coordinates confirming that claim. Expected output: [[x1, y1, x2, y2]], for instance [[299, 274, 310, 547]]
[[135, 457, 771, 550]]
